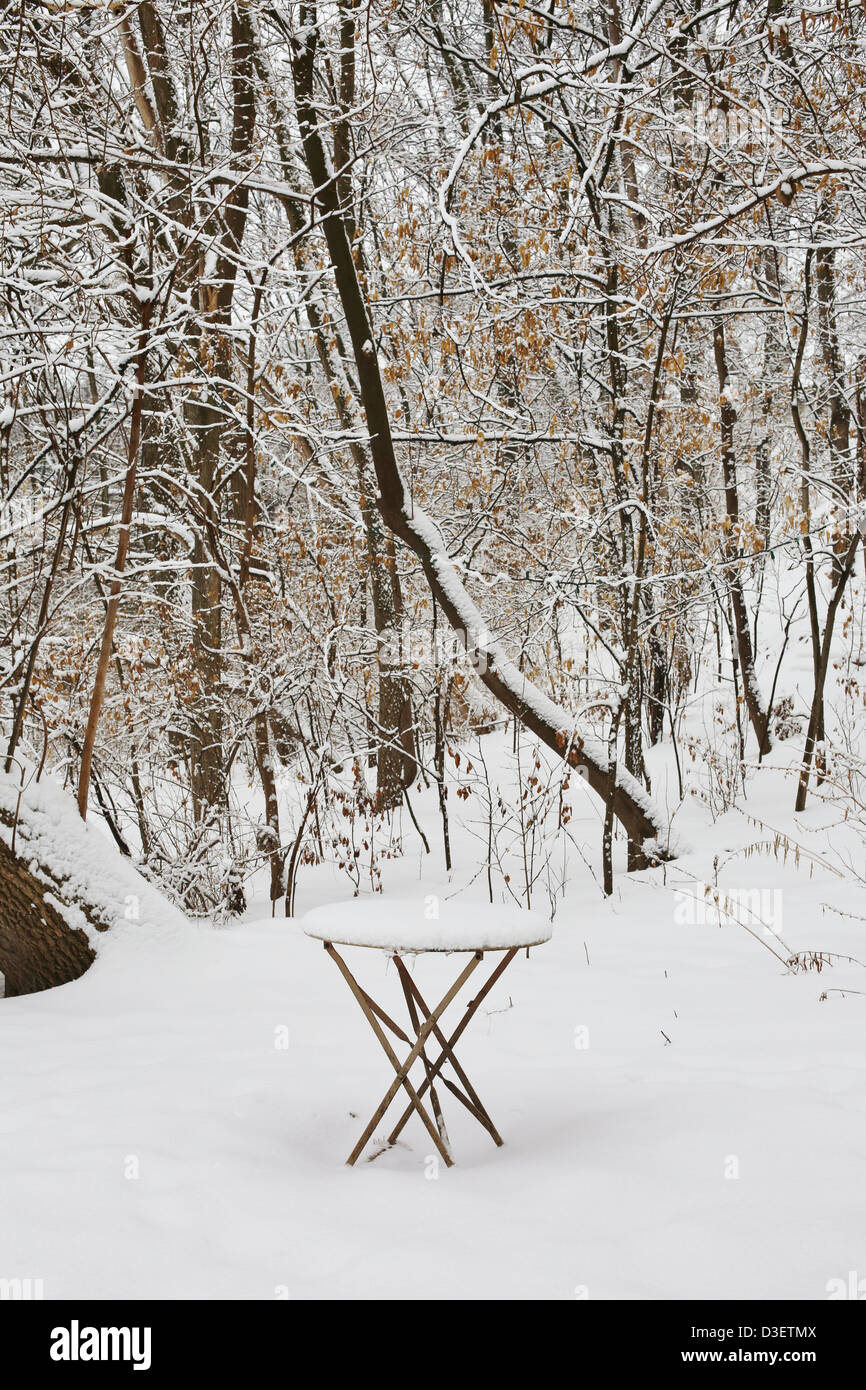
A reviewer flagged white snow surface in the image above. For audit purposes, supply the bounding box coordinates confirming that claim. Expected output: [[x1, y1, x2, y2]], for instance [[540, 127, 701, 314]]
[[2, 728, 866, 1299], [302, 897, 552, 952]]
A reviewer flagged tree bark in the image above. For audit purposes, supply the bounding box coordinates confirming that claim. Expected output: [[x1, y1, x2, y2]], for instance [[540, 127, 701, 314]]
[[713, 320, 772, 756], [77, 301, 151, 820], [816, 235, 852, 493], [0, 808, 104, 996]]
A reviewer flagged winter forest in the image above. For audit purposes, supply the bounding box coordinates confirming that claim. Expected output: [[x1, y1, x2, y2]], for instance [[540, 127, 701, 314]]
[[2, 0, 866, 1304]]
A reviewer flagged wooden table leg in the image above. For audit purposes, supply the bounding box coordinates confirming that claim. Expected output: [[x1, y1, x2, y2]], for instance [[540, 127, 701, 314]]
[[393, 955, 451, 1158], [386, 948, 518, 1149], [325, 942, 481, 1166], [392, 956, 509, 1146]]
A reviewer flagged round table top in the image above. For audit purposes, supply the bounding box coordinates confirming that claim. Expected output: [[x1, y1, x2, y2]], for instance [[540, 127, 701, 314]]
[[302, 897, 552, 954]]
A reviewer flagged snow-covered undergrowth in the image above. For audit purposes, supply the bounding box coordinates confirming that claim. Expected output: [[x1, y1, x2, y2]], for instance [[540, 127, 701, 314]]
[[1, 716, 865, 1300], [0, 771, 189, 952]]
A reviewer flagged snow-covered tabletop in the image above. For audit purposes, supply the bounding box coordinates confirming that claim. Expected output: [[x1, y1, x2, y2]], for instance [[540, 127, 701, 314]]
[[302, 897, 552, 953]]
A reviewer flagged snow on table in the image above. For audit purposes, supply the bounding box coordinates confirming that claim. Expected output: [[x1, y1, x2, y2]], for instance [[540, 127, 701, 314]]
[[302, 897, 552, 953]]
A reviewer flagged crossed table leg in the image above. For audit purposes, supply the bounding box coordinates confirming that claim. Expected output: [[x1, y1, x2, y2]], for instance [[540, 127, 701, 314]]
[[323, 942, 519, 1166]]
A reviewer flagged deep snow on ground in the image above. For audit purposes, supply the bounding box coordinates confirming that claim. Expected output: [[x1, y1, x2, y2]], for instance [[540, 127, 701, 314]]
[[2, 723, 865, 1300]]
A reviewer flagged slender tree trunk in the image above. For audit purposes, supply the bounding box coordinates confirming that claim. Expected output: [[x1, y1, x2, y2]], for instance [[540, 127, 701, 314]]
[[5, 476, 78, 772], [816, 232, 852, 496], [78, 303, 151, 819], [790, 250, 828, 800], [188, 386, 226, 821], [756, 245, 785, 549], [713, 320, 772, 756], [796, 535, 860, 811]]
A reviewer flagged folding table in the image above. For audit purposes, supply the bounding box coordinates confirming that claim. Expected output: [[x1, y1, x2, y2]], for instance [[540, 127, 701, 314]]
[[303, 899, 551, 1166]]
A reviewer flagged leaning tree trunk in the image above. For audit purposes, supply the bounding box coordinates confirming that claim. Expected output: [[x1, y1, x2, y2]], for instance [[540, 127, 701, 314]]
[[290, 22, 673, 862], [0, 773, 188, 998], [260, 42, 416, 813], [252, 38, 417, 813], [0, 800, 110, 996], [0, 838, 97, 996]]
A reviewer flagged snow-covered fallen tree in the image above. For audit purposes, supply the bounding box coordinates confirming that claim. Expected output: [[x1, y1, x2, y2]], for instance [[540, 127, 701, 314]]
[[0, 772, 185, 997]]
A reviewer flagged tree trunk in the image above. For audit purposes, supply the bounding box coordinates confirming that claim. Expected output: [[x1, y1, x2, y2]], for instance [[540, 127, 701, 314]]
[[77, 301, 151, 819], [290, 21, 673, 861], [816, 235, 852, 494], [756, 245, 785, 549], [0, 818, 102, 996], [713, 320, 772, 756]]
